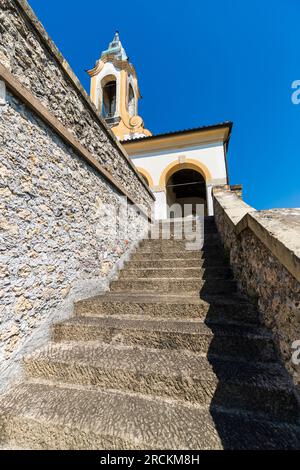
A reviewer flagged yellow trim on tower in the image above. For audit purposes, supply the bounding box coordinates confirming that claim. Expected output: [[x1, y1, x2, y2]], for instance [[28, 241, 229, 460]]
[[90, 75, 97, 106], [120, 70, 129, 123], [159, 159, 212, 188], [87, 52, 151, 140]]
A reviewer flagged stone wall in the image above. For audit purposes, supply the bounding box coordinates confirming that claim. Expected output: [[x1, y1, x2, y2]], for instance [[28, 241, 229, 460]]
[[0, 0, 152, 207], [213, 187, 300, 388], [0, 0, 154, 389]]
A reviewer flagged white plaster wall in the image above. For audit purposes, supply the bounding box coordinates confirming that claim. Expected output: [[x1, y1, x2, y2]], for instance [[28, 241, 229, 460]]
[[131, 142, 227, 219], [154, 191, 167, 219], [128, 73, 137, 116], [131, 142, 227, 187]]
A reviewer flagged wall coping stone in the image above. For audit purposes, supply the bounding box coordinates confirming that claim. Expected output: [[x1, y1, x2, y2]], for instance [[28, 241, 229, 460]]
[[213, 187, 300, 283], [9, 0, 155, 202], [213, 186, 254, 226], [0, 64, 153, 221]]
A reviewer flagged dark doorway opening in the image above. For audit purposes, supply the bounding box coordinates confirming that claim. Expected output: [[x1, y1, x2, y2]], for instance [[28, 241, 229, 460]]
[[166, 169, 207, 216]]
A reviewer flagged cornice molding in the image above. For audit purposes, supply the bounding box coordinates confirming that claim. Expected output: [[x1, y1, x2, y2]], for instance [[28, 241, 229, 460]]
[[87, 56, 137, 76], [123, 127, 231, 156]]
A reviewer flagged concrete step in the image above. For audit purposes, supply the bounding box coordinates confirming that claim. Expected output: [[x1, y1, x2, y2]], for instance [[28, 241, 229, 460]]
[[142, 234, 221, 246], [131, 249, 226, 261], [125, 258, 228, 269], [23, 343, 296, 422], [155, 217, 216, 228], [147, 228, 219, 239], [110, 278, 237, 295], [119, 266, 233, 280], [74, 293, 260, 324], [1, 383, 299, 449], [150, 220, 217, 228], [2, 212, 299, 451], [138, 240, 222, 252], [125, 258, 205, 268], [52, 316, 277, 362]]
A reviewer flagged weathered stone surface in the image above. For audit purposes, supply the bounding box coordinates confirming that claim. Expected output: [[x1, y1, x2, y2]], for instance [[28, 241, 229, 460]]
[[51, 316, 276, 361], [0, 80, 5, 105], [213, 187, 300, 387], [110, 277, 237, 295], [131, 249, 225, 261], [251, 209, 300, 260], [0, 81, 149, 380], [1, 382, 300, 450], [74, 292, 261, 324], [0, 217, 300, 449], [0, 0, 299, 449], [119, 266, 233, 279], [0, 0, 154, 386], [23, 342, 295, 422], [0, 0, 152, 207], [126, 258, 209, 268]]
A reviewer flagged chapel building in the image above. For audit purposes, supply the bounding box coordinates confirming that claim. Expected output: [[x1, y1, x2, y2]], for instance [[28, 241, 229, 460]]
[[88, 32, 232, 219]]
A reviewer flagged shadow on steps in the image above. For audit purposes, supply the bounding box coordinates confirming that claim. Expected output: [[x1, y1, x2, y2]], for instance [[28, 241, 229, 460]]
[[198, 243, 300, 449]]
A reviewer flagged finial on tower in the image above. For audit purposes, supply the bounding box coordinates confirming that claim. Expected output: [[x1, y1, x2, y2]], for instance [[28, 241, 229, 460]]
[[101, 31, 128, 61]]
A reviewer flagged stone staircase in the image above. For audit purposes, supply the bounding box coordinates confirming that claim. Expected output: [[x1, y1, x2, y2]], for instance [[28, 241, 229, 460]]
[[0, 217, 300, 449]]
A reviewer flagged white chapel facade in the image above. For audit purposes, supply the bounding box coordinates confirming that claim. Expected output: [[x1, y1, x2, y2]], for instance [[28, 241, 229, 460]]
[[88, 32, 232, 219]]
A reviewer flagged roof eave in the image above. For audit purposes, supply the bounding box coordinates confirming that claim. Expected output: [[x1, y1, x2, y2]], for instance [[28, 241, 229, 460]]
[[122, 122, 233, 155]]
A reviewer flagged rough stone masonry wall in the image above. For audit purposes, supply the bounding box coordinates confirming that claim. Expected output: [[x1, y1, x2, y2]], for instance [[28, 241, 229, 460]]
[[0, 0, 152, 207], [213, 187, 300, 389], [0, 1, 154, 390]]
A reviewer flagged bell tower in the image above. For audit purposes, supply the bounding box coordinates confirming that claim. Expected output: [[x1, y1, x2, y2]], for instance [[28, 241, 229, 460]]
[[87, 32, 151, 141]]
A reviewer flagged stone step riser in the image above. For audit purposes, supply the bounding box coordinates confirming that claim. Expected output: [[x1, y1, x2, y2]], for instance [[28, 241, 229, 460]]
[[0, 416, 121, 451], [142, 234, 221, 244], [154, 219, 216, 228], [125, 259, 228, 269], [110, 279, 237, 295], [24, 359, 296, 423], [132, 251, 226, 261], [2, 383, 300, 450], [150, 229, 217, 236], [138, 243, 222, 253], [119, 267, 233, 280], [52, 323, 277, 363], [2, 205, 300, 451], [74, 300, 260, 324], [147, 230, 219, 239], [126, 259, 205, 268], [0, 414, 144, 451], [150, 221, 217, 228]]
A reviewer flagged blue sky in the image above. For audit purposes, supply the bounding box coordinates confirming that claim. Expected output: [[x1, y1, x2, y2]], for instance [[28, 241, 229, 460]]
[[28, 0, 300, 209]]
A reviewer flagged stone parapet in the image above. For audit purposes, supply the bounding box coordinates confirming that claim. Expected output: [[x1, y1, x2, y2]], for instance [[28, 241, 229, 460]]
[[213, 186, 300, 388]]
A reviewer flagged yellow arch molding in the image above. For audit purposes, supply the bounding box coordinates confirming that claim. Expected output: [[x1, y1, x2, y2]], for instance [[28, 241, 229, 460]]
[[135, 167, 154, 188], [159, 159, 212, 188]]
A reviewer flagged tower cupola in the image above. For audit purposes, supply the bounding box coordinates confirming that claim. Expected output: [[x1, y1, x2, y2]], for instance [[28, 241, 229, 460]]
[[87, 32, 151, 141]]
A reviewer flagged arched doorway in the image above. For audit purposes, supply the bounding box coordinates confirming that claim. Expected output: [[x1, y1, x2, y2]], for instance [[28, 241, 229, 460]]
[[166, 168, 207, 216]]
